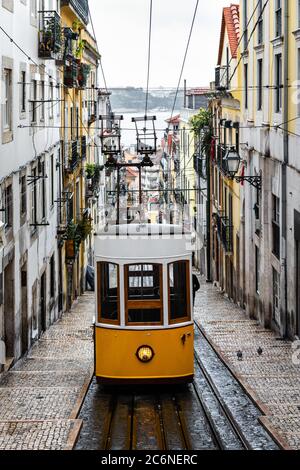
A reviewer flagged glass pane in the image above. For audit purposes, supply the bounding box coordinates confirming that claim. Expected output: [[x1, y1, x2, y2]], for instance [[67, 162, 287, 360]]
[[99, 263, 118, 321], [127, 264, 161, 300], [169, 261, 189, 320], [128, 309, 161, 323]]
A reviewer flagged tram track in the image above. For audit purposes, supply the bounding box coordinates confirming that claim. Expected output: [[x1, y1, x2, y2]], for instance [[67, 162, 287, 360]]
[[75, 322, 278, 451]]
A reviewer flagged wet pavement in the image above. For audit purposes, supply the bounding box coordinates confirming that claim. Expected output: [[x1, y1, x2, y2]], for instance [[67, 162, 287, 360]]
[[194, 279, 300, 450]]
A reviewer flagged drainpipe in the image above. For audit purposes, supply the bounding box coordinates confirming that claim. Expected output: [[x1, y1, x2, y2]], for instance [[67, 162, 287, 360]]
[[282, 0, 289, 337]]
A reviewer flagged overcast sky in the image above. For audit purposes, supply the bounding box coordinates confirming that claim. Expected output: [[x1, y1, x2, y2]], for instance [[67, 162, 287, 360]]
[[89, 0, 230, 89]]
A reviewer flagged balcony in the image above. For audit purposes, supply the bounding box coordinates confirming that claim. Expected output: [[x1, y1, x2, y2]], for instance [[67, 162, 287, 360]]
[[215, 65, 230, 91], [215, 145, 227, 174], [78, 63, 91, 89], [215, 212, 233, 253], [61, 0, 89, 25], [64, 59, 79, 88], [38, 11, 62, 59], [65, 140, 80, 171], [194, 154, 207, 179], [81, 136, 87, 161]]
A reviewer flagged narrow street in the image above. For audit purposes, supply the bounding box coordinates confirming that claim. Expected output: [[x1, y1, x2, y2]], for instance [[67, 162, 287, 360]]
[[0, 282, 299, 450]]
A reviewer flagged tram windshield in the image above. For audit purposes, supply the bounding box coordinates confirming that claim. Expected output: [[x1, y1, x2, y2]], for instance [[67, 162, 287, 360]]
[[125, 264, 163, 324], [97, 262, 119, 323], [168, 261, 191, 323]]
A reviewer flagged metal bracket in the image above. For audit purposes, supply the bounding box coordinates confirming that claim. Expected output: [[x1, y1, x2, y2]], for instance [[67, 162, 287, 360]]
[[234, 175, 262, 191]]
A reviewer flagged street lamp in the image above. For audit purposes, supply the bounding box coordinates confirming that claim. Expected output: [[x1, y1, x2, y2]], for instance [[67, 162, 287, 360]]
[[222, 146, 262, 191], [223, 147, 241, 177]]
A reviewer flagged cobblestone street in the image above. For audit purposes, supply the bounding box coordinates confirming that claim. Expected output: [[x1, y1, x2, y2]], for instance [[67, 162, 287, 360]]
[[0, 294, 94, 450], [194, 280, 300, 450]]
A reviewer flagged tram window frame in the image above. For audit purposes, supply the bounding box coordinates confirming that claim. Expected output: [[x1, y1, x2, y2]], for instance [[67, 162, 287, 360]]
[[97, 262, 120, 325], [124, 263, 163, 326], [168, 260, 191, 324]]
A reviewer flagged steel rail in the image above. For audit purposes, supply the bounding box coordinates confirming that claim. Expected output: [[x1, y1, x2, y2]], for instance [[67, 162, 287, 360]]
[[194, 321, 252, 449]]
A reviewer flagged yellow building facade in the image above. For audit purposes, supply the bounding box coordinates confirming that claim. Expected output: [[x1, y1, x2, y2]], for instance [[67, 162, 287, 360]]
[[238, 0, 300, 337], [59, 0, 100, 309], [210, 4, 243, 301]]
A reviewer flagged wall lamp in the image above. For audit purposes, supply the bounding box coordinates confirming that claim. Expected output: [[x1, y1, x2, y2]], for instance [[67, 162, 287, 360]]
[[223, 147, 262, 191]]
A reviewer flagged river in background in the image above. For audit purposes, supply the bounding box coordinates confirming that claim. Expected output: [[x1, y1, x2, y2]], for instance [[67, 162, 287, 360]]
[[116, 110, 180, 150]]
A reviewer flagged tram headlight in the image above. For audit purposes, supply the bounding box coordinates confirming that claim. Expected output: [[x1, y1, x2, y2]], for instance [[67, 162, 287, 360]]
[[136, 345, 154, 363]]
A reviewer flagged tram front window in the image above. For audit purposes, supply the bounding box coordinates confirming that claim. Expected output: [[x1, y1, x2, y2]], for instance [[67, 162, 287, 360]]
[[125, 264, 163, 324], [97, 262, 119, 323], [168, 261, 191, 323]]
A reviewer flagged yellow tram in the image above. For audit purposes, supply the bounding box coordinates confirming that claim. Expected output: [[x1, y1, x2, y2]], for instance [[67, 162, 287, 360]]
[[94, 224, 194, 384]]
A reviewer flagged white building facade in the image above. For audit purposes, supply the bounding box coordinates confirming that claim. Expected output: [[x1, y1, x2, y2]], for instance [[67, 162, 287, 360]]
[[0, 0, 62, 370]]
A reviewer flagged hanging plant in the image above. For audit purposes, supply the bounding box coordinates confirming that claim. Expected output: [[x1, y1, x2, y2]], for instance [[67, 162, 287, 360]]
[[85, 163, 95, 179], [189, 108, 213, 156], [75, 39, 85, 59], [77, 216, 93, 241]]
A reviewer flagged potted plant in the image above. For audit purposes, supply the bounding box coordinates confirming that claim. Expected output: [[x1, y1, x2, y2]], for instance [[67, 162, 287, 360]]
[[64, 222, 82, 259]]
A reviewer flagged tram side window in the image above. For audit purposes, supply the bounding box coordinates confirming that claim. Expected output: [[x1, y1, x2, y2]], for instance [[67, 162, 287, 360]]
[[168, 261, 191, 323], [125, 264, 163, 324], [97, 262, 119, 323]]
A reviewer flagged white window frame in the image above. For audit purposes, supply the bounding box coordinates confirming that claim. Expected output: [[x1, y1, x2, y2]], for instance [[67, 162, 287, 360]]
[[3, 68, 12, 132]]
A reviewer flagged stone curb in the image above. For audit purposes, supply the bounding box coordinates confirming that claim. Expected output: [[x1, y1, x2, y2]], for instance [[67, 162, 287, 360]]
[[66, 368, 94, 450]]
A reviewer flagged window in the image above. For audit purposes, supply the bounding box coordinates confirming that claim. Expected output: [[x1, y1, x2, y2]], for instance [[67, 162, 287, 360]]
[[257, 59, 263, 110], [31, 168, 37, 227], [40, 81, 45, 121], [125, 264, 163, 324], [21, 71, 26, 113], [50, 154, 54, 207], [272, 194, 280, 259], [3, 69, 12, 131], [97, 262, 119, 324], [168, 261, 191, 323], [257, 0, 264, 44], [50, 255, 55, 299], [4, 185, 13, 229], [272, 268, 280, 325], [275, 0, 282, 37], [244, 63, 248, 109], [20, 175, 27, 218], [41, 161, 46, 220], [49, 82, 54, 119], [255, 246, 260, 295], [31, 80, 37, 123], [275, 54, 282, 113], [30, 0, 37, 21]]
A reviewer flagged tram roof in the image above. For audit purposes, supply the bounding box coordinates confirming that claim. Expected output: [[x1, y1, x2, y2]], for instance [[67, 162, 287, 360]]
[[94, 224, 193, 260], [95, 224, 191, 236]]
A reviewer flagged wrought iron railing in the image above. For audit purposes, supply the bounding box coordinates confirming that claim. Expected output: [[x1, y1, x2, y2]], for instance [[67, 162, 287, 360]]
[[215, 212, 233, 253], [38, 11, 62, 59], [61, 0, 89, 25], [215, 145, 228, 175], [65, 141, 80, 171], [215, 65, 230, 90]]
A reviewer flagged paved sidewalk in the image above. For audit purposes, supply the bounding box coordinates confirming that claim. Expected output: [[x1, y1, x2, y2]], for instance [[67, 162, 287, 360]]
[[194, 280, 300, 450], [0, 294, 94, 450]]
